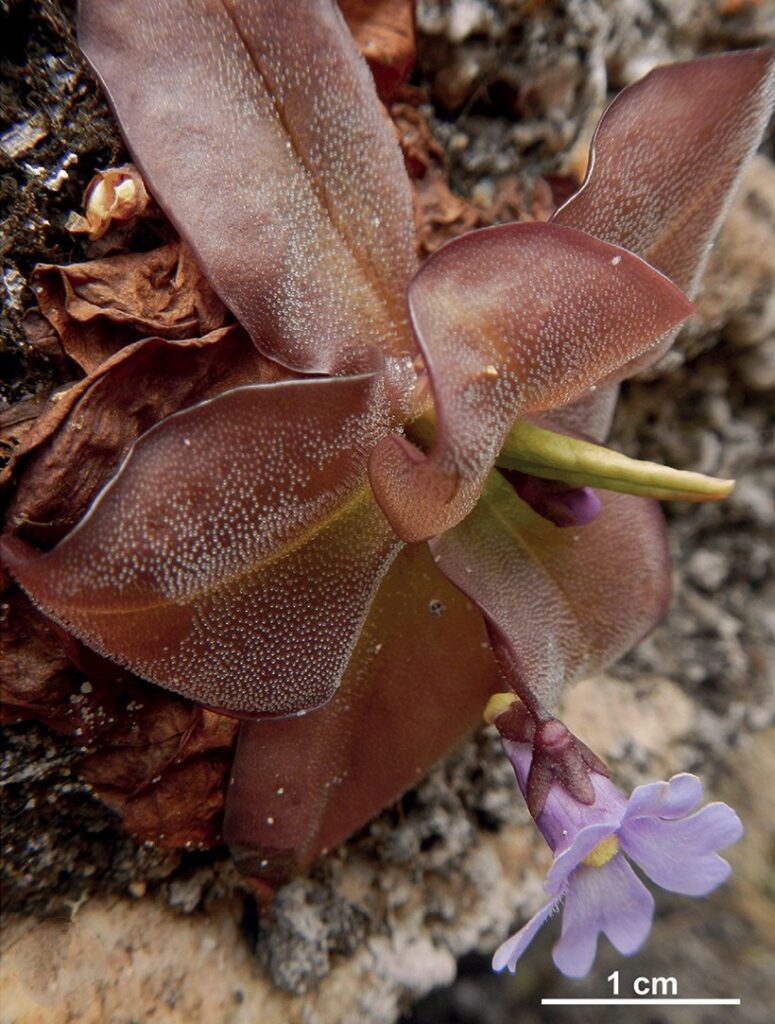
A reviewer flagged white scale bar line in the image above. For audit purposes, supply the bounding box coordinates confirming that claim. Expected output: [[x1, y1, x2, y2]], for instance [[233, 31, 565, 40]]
[[541, 999, 741, 1006]]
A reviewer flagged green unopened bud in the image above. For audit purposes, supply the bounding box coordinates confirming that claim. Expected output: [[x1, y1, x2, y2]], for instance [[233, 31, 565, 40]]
[[496, 420, 734, 503]]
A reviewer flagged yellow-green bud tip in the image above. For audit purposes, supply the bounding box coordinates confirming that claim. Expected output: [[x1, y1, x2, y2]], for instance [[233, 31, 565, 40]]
[[484, 692, 520, 725]]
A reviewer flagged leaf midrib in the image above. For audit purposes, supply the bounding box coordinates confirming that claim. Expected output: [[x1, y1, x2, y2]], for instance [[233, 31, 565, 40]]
[[219, 0, 410, 343]]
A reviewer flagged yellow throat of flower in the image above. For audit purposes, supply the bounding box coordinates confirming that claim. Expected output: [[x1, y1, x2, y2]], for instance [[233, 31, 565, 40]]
[[583, 834, 620, 868]]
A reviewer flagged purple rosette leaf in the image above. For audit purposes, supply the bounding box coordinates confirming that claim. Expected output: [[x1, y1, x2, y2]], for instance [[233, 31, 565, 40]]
[[555, 49, 775, 299], [79, 0, 418, 374], [550, 48, 775, 435], [369, 223, 692, 542], [3, 375, 401, 717], [431, 473, 671, 711]]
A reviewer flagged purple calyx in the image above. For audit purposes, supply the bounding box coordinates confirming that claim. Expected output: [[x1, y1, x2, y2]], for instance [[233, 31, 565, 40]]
[[490, 700, 609, 816]]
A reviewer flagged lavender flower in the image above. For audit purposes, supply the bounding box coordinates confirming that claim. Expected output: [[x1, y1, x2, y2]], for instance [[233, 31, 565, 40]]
[[491, 728, 743, 978]]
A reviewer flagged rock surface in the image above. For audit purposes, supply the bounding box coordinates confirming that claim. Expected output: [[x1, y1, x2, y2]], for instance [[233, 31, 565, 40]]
[[7, 677, 765, 1024]]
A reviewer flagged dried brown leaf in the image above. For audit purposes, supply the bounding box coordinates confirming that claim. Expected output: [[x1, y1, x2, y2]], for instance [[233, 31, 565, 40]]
[[339, 0, 415, 102], [29, 242, 228, 373], [392, 101, 485, 255], [392, 102, 562, 256], [0, 590, 83, 727], [78, 706, 237, 849], [1, 588, 236, 848]]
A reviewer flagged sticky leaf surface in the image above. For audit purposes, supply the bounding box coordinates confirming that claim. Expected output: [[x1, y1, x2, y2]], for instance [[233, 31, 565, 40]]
[[555, 49, 775, 296], [225, 543, 500, 879], [4, 325, 286, 546], [79, 0, 417, 373], [369, 222, 692, 541], [553, 48, 775, 380], [3, 375, 400, 716], [431, 472, 671, 707]]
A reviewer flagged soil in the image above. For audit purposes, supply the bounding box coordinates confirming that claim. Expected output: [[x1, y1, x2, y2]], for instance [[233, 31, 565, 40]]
[[1, 2, 774, 1022]]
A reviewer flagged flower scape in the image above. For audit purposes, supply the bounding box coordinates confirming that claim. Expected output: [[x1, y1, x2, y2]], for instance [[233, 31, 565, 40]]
[[1, 0, 773, 983]]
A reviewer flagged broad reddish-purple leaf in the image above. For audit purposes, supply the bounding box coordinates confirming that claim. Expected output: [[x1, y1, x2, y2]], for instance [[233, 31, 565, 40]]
[[368, 223, 692, 542], [2, 375, 401, 716], [555, 49, 775, 296], [535, 384, 620, 444], [79, 0, 417, 374], [430, 472, 671, 709], [553, 48, 775, 379], [548, 49, 774, 437], [3, 325, 286, 547], [225, 543, 500, 882]]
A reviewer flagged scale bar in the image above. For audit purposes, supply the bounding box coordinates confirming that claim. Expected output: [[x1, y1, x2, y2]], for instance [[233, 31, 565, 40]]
[[541, 999, 741, 1006]]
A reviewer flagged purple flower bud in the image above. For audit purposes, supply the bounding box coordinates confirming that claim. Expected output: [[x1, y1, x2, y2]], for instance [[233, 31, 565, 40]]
[[504, 471, 602, 528], [493, 739, 743, 979]]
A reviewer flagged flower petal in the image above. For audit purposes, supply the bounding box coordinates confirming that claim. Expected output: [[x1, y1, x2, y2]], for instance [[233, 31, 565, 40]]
[[546, 823, 619, 893], [2, 375, 400, 717], [368, 222, 692, 542], [619, 802, 743, 896], [504, 473, 602, 528], [552, 856, 654, 978], [624, 772, 704, 822], [492, 893, 563, 973]]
